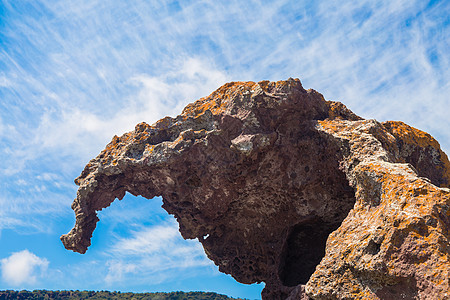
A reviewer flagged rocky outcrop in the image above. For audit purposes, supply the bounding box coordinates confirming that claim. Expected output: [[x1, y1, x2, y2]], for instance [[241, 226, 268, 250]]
[[61, 79, 450, 299]]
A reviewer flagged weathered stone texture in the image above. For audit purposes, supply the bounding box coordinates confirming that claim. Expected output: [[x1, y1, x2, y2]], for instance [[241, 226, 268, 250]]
[[61, 79, 450, 299]]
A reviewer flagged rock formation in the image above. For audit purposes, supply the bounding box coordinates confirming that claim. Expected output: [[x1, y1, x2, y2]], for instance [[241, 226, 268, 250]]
[[61, 79, 450, 299]]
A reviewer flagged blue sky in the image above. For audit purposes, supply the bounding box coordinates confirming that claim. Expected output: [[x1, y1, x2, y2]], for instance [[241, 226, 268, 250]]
[[0, 0, 449, 299]]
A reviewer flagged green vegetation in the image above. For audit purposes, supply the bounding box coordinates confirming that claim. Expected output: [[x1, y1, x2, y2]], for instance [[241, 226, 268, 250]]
[[0, 290, 246, 300]]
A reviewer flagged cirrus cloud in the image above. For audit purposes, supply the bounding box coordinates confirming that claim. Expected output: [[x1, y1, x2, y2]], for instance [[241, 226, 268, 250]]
[[104, 219, 213, 286]]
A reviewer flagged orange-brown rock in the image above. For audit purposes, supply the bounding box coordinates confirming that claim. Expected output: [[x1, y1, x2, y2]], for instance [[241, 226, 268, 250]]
[[61, 79, 450, 299]]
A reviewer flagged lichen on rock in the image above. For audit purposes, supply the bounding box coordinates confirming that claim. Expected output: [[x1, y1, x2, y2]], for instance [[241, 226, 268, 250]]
[[61, 78, 450, 299]]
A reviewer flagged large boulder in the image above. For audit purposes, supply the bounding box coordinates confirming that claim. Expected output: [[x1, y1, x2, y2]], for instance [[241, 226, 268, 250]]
[[61, 79, 450, 299]]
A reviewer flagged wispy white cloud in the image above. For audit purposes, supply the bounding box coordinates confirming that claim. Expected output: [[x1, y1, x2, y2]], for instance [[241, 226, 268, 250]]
[[0, 117, 4, 137], [104, 261, 138, 285], [0, 211, 25, 233], [1, 250, 49, 287], [110, 223, 181, 255], [104, 219, 213, 285]]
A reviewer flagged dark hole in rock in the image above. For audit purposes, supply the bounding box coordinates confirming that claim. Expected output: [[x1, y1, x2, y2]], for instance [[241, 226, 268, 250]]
[[366, 239, 381, 255], [278, 219, 342, 287]]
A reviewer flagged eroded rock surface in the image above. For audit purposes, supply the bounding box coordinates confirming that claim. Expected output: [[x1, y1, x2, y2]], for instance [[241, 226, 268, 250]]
[[61, 79, 450, 299]]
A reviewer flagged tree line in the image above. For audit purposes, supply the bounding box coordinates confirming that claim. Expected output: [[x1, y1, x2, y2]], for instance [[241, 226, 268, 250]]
[[0, 290, 246, 300]]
